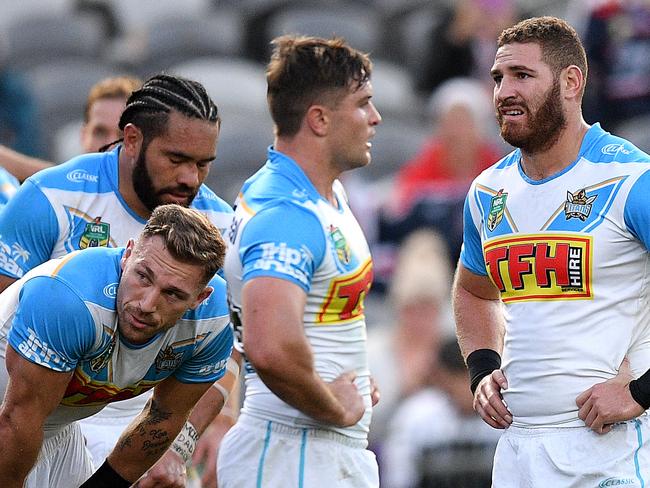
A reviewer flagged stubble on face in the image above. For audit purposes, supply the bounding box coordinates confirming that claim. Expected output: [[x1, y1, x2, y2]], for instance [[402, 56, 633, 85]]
[[497, 76, 567, 154]]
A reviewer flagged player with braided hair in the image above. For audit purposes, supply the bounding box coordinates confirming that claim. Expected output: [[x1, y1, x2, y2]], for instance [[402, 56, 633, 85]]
[[0, 73, 237, 487]]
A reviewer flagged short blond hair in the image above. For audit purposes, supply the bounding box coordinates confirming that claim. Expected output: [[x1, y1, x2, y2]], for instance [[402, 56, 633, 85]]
[[84, 75, 142, 122]]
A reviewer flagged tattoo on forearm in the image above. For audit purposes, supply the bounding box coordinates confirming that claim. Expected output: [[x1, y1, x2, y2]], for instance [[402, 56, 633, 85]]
[[116, 398, 174, 458]]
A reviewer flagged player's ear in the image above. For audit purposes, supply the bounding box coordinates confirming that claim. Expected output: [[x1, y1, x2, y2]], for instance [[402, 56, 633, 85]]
[[120, 239, 136, 270], [122, 123, 144, 158], [306, 104, 330, 137], [191, 286, 213, 309]]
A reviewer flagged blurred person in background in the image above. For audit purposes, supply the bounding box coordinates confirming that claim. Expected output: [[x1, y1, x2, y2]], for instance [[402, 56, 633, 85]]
[[378, 78, 504, 267], [581, 0, 650, 132], [382, 337, 500, 488], [367, 229, 453, 460], [415, 0, 520, 94], [0, 75, 142, 182]]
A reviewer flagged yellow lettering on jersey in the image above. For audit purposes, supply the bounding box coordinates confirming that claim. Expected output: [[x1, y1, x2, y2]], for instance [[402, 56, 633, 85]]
[[318, 259, 373, 323], [484, 234, 593, 303]]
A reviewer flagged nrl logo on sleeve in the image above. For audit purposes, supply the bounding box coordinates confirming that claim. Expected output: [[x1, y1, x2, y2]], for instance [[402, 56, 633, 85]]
[[155, 345, 184, 373], [79, 217, 110, 249], [564, 189, 597, 221], [329, 225, 351, 265], [487, 189, 508, 231]]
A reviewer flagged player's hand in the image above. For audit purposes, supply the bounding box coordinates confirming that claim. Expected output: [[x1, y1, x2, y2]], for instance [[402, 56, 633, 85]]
[[192, 414, 236, 488], [473, 369, 512, 429], [132, 450, 186, 488], [576, 357, 644, 434], [328, 371, 365, 427], [369, 375, 380, 407]]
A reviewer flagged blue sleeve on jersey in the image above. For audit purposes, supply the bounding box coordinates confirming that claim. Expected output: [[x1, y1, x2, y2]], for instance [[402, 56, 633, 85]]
[[174, 324, 233, 383], [239, 201, 326, 292], [459, 193, 488, 275], [624, 170, 650, 249], [0, 180, 58, 279], [8, 276, 96, 372]]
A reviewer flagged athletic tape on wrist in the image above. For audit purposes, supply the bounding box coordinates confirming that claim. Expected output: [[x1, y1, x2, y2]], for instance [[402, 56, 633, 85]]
[[630, 369, 650, 409], [170, 421, 199, 466], [467, 349, 501, 395], [211, 381, 230, 403], [79, 460, 131, 488], [226, 356, 240, 377]]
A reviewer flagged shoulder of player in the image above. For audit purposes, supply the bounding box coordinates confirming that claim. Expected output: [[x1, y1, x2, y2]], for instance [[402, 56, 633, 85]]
[[46, 247, 123, 305], [192, 184, 234, 213], [26, 151, 111, 191], [581, 124, 650, 165]]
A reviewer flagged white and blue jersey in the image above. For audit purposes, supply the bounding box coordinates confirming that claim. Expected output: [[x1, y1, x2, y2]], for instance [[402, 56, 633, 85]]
[[0, 246, 233, 433], [0, 145, 233, 280], [461, 123, 650, 427], [225, 148, 374, 440], [0, 166, 19, 209], [0, 146, 233, 421]]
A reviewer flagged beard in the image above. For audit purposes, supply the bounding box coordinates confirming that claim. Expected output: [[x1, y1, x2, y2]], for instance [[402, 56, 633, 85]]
[[497, 78, 566, 154], [132, 145, 199, 212]]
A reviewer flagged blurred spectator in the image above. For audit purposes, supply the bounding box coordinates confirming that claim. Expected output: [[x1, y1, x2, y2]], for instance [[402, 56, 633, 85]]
[[0, 75, 141, 182], [368, 229, 454, 451], [0, 39, 43, 158], [381, 337, 501, 488], [378, 78, 504, 265], [415, 0, 519, 94], [582, 0, 650, 131]]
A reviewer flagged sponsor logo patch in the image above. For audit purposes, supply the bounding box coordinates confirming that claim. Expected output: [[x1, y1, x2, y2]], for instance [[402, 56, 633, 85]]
[[484, 234, 593, 302], [155, 345, 184, 373], [66, 169, 98, 183], [79, 217, 110, 249], [487, 190, 508, 231]]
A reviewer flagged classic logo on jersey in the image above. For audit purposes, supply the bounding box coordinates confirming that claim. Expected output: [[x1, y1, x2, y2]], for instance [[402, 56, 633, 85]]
[[66, 169, 98, 183], [564, 189, 597, 221], [79, 217, 110, 249], [155, 345, 184, 373], [103, 282, 118, 299], [487, 190, 508, 231], [484, 234, 593, 303], [601, 143, 632, 156], [318, 259, 373, 323], [329, 225, 351, 265], [89, 333, 116, 372], [0, 236, 30, 278], [598, 477, 636, 486]]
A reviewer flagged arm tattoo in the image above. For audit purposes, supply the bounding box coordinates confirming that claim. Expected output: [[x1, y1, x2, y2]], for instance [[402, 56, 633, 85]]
[[116, 398, 175, 458]]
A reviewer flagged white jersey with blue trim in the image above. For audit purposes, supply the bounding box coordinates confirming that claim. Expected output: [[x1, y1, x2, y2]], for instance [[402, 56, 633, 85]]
[[461, 123, 650, 427], [225, 148, 374, 440], [0, 145, 233, 280], [0, 146, 233, 418], [0, 246, 233, 433]]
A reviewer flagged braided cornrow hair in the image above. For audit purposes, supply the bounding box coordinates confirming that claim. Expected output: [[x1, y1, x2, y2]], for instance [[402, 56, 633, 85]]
[[100, 74, 219, 151]]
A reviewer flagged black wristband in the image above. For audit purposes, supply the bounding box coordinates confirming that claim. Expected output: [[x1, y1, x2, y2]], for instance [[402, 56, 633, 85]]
[[629, 369, 650, 410], [467, 349, 501, 394], [79, 460, 131, 488]]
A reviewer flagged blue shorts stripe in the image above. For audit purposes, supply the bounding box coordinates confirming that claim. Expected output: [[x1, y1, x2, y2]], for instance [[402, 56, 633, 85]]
[[298, 429, 307, 488], [634, 419, 645, 488], [256, 421, 273, 488]]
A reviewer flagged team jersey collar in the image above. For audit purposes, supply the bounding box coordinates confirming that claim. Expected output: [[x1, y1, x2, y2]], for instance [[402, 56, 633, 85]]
[[517, 123, 605, 185], [267, 146, 323, 202]]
